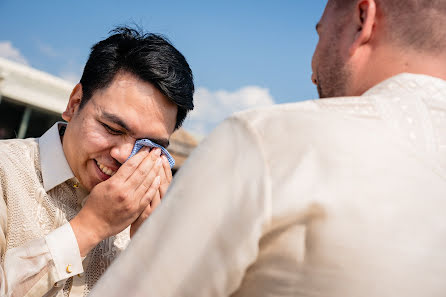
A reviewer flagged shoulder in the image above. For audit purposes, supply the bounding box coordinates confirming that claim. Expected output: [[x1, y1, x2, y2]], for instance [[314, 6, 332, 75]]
[[218, 96, 392, 165], [229, 96, 381, 137], [232, 96, 380, 125], [0, 138, 39, 172]]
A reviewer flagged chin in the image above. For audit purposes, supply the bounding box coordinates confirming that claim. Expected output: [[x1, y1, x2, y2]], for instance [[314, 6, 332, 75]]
[[81, 162, 102, 191], [78, 176, 95, 192]]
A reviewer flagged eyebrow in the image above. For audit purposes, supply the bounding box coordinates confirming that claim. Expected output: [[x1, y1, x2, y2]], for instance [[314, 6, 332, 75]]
[[101, 110, 170, 148], [102, 111, 130, 131]]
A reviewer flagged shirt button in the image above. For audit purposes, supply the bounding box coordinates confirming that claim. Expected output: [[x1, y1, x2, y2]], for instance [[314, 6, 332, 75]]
[[66, 264, 73, 273]]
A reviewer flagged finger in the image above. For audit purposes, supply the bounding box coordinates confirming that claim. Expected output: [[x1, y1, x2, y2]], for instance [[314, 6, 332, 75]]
[[161, 155, 173, 183], [136, 190, 160, 226], [125, 148, 161, 187], [159, 159, 167, 184], [131, 202, 152, 237], [130, 191, 157, 238], [138, 175, 161, 211], [131, 177, 159, 238], [130, 213, 145, 238], [159, 184, 168, 199], [132, 156, 162, 201], [112, 147, 150, 182], [159, 156, 172, 199], [159, 172, 170, 199], [151, 190, 161, 210]]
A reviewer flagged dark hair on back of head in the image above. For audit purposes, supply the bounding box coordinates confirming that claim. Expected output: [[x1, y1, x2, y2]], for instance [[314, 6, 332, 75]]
[[79, 26, 194, 129]]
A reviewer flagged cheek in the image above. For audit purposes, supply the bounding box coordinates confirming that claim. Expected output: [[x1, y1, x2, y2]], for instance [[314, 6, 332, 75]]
[[312, 44, 324, 82], [315, 43, 332, 75], [312, 41, 326, 76], [79, 123, 114, 156], [89, 132, 113, 153]]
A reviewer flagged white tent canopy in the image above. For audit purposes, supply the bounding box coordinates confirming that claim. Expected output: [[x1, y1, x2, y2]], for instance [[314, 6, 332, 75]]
[[0, 57, 73, 114]]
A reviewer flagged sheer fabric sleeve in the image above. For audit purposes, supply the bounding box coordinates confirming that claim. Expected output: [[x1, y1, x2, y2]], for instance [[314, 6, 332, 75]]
[[90, 116, 273, 297], [0, 179, 83, 297]]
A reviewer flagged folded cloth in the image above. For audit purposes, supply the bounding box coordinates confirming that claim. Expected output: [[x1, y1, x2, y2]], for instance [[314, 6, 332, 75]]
[[127, 139, 175, 168]]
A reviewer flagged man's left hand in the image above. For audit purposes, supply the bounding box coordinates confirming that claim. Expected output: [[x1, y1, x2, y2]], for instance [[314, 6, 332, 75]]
[[130, 155, 173, 237]]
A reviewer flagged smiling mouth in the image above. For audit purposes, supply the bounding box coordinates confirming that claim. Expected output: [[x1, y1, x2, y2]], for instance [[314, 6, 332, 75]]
[[95, 160, 117, 177]]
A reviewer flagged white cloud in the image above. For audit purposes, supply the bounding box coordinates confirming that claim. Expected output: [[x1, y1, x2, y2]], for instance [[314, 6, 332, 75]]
[[36, 40, 60, 58], [60, 71, 80, 84], [0, 41, 28, 65], [183, 85, 275, 136]]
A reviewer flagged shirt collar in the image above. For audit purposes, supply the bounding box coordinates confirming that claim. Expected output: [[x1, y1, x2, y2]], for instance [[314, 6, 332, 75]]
[[39, 122, 75, 192], [363, 73, 446, 97]]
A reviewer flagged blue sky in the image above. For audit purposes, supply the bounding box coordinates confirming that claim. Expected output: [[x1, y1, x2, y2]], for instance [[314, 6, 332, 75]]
[[0, 0, 328, 135]]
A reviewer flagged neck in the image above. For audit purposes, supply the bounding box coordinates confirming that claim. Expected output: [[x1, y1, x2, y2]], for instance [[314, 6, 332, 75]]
[[352, 46, 446, 95]]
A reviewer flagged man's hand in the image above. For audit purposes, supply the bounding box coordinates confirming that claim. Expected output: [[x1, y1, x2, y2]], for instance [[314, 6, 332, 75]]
[[130, 155, 173, 237], [70, 148, 163, 256]]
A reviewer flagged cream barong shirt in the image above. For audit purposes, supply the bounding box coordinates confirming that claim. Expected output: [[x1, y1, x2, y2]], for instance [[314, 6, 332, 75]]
[[91, 73, 446, 297], [0, 123, 129, 297]]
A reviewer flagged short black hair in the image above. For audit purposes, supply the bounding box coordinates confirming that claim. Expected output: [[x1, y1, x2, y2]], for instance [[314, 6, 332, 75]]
[[79, 26, 194, 129]]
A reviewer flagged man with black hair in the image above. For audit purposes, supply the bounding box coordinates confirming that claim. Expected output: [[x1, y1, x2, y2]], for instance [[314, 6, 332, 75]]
[[91, 1, 446, 296], [0, 27, 194, 297]]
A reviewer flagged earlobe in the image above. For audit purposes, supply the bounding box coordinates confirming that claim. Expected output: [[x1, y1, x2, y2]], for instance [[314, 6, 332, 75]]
[[62, 83, 83, 122], [349, 0, 376, 56]]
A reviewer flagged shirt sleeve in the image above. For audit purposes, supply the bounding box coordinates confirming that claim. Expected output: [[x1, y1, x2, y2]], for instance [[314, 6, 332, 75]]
[[90, 116, 273, 297], [0, 183, 84, 297]]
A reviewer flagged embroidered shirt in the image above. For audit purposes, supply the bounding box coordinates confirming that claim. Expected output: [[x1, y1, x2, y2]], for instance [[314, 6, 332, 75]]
[[0, 122, 130, 297]]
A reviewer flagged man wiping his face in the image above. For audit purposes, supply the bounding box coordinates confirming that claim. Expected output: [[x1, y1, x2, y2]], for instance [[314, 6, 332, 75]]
[[0, 26, 194, 297]]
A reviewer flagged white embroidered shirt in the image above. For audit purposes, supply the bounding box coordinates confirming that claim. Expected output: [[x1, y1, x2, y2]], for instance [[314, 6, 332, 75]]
[[0, 122, 130, 297]]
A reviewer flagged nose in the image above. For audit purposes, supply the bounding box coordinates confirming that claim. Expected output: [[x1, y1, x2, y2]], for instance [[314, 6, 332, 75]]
[[110, 139, 136, 165]]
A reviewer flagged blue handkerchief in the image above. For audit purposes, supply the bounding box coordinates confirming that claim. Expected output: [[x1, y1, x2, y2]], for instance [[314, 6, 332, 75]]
[[127, 139, 175, 168]]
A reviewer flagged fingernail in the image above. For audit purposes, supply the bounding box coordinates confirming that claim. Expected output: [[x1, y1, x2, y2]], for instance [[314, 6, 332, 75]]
[[156, 158, 162, 166], [154, 148, 161, 156]]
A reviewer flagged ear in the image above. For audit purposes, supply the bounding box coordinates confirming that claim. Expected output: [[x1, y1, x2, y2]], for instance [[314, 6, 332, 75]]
[[62, 83, 83, 122], [349, 0, 376, 56]]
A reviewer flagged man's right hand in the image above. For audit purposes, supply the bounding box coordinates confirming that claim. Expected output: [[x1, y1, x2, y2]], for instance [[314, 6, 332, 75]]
[[70, 148, 162, 257]]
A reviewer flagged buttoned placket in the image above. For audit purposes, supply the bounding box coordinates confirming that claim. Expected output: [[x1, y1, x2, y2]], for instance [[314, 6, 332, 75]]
[[68, 179, 89, 296]]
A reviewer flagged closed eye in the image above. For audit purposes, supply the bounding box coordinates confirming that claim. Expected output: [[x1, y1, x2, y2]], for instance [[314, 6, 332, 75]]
[[101, 122, 123, 135]]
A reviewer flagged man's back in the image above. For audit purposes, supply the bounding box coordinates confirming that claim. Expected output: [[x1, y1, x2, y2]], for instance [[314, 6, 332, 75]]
[[229, 73, 446, 296], [91, 73, 446, 296]]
